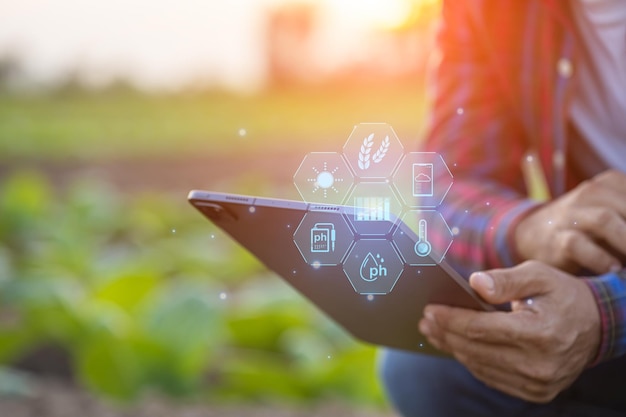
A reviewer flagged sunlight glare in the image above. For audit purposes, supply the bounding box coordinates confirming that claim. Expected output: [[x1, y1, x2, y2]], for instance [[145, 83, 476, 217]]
[[329, 0, 412, 30]]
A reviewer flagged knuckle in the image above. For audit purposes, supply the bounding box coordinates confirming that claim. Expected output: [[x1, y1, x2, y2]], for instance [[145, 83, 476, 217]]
[[593, 208, 614, 227], [518, 259, 542, 271], [558, 231, 579, 256], [573, 180, 593, 198], [525, 363, 558, 384], [596, 169, 622, 184], [465, 320, 486, 340]]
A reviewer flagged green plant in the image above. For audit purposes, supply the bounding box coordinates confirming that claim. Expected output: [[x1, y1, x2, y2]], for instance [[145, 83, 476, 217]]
[[0, 171, 386, 407]]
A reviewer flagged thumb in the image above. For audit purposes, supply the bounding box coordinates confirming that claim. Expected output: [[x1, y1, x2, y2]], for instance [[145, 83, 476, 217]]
[[469, 263, 552, 304]]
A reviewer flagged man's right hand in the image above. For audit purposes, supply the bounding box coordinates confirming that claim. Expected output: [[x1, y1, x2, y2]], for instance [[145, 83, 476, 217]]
[[515, 169, 626, 274]]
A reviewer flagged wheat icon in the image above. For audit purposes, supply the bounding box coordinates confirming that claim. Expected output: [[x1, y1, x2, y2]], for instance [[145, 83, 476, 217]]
[[358, 133, 375, 170], [372, 135, 390, 164]]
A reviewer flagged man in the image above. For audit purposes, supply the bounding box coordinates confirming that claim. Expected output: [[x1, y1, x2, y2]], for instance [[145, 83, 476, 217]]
[[380, 1, 626, 416]]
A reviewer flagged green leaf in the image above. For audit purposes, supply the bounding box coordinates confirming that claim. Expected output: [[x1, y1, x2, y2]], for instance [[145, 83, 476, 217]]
[[75, 334, 143, 401]]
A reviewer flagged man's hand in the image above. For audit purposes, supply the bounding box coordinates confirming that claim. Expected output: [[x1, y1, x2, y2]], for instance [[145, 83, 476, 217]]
[[515, 169, 626, 274], [419, 261, 601, 403]]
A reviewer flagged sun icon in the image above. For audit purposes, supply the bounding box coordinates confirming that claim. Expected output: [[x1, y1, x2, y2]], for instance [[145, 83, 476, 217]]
[[307, 162, 345, 199]]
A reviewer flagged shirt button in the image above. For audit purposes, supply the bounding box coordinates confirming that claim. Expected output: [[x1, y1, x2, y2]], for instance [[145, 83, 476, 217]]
[[557, 58, 573, 78]]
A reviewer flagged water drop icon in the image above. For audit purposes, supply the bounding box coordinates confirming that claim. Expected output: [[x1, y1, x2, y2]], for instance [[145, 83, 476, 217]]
[[360, 252, 387, 282], [360, 252, 378, 282]]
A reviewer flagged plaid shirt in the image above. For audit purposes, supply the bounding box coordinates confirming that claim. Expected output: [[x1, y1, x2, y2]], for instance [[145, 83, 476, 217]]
[[423, 0, 626, 363]]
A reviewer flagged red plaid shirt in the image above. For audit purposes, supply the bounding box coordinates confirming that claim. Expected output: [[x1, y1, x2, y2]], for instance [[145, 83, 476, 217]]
[[423, 0, 626, 363]]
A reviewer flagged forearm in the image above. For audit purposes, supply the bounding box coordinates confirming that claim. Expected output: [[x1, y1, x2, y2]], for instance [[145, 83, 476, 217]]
[[436, 178, 540, 277]]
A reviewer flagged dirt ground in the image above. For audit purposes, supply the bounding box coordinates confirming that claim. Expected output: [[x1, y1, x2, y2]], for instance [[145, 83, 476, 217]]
[[0, 376, 396, 417]]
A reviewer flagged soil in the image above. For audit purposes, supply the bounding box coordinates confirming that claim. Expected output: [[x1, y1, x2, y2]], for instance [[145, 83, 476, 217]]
[[0, 376, 396, 417]]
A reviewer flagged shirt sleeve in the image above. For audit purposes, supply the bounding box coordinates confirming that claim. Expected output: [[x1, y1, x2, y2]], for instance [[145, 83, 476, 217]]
[[585, 270, 626, 363], [421, 1, 540, 276]]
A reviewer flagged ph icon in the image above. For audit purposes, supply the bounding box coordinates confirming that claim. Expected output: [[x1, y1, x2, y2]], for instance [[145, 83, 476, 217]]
[[311, 223, 335, 253], [360, 253, 387, 282], [343, 239, 404, 295]]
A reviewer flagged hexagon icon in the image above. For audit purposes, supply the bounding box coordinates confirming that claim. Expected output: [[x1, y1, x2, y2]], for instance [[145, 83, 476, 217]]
[[343, 239, 404, 295], [343, 123, 404, 180], [392, 210, 453, 266], [345, 182, 403, 236], [392, 152, 453, 208], [293, 209, 355, 266], [294, 152, 354, 205]]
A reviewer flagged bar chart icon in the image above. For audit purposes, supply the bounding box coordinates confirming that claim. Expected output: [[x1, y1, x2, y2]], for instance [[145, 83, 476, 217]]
[[354, 197, 391, 221]]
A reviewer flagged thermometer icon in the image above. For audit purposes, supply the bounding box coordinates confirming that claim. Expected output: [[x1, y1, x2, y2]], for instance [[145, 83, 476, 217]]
[[414, 219, 432, 257]]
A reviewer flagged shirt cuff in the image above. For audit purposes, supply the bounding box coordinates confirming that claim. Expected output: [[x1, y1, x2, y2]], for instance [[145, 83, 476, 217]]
[[484, 199, 542, 268], [584, 270, 626, 365]]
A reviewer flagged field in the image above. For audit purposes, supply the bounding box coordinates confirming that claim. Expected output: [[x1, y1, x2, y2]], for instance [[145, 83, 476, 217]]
[[0, 84, 427, 415]]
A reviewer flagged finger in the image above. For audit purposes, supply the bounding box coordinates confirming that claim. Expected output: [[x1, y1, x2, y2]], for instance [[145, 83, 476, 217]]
[[426, 330, 563, 403], [556, 230, 621, 274], [423, 304, 534, 345], [469, 262, 553, 305], [589, 170, 626, 208], [569, 208, 626, 267], [580, 171, 626, 217], [463, 359, 558, 403]]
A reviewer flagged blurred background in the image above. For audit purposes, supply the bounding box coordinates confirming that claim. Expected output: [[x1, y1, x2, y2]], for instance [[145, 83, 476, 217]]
[[0, 0, 440, 415]]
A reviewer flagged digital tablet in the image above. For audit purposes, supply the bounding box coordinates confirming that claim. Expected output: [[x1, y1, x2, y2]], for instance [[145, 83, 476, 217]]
[[188, 190, 498, 356]]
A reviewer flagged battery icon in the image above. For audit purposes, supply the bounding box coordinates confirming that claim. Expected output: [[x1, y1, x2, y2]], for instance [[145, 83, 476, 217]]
[[311, 223, 336, 253]]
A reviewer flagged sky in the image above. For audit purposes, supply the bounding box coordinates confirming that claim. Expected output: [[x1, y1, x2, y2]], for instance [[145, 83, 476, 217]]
[[0, 0, 416, 92]]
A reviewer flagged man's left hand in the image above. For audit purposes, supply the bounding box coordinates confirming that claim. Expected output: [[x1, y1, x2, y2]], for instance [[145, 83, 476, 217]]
[[419, 260, 601, 403]]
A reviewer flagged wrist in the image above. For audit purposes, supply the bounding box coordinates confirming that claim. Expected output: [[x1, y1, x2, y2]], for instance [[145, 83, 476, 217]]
[[576, 279, 602, 367], [583, 270, 626, 365]]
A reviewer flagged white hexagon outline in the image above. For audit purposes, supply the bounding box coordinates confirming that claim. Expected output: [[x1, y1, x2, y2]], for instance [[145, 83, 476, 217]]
[[293, 152, 355, 205], [293, 209, 356, 266], [391, 152, 454, 208], [342, 239, 405, 295], [342, 123, 405, 180], [392, 210, 454, 266]]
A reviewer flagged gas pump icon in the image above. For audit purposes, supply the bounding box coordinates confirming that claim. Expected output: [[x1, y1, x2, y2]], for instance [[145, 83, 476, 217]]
[[311, 223, 336, 253]]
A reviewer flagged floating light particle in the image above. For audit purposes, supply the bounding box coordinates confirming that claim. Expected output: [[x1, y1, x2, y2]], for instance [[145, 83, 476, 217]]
[[367, 295, 374, 301], [312, 261, 321, 269], [239, 128, 247, 137], [219, 292, 227, 300], [456, 108, 464, 115], [451, 227, 460, 236], [249, 206, 256, 213], [171, 229, 176, 234]]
